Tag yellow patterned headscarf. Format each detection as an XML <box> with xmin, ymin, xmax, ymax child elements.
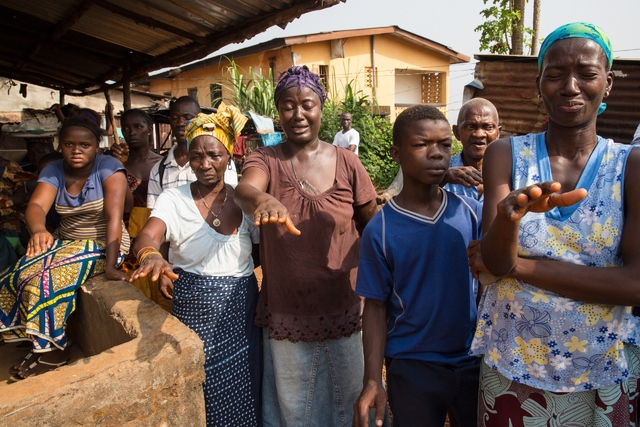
<box><xmin>184</xmin><ymin>101</ymin><xmax>248</xmax><ymax>154</ymax></box>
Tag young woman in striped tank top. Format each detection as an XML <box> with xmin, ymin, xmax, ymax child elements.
<box><xmin>1</xmin><ymin>116</ymin><xmax>130</xmax><ymax>381</ymax></box>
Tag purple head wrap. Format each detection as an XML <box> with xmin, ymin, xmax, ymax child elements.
<box><xmin>274</xmin><ymin>66</ymin><xmax>328</xmax><ymax>109</ymax></box>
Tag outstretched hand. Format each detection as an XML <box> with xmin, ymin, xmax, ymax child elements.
<box><xmin>129</xmin><ymin>253</ymin><xmax>179</xmax><ymax>283</ymax></box>
<box><xmin>499</xmin><ymin>181</ymin><xmax>587</xmax><ymax>222</ymax></box>
<box><xmin>253</xmin><ymin>202</ymin><xmax>301</xmax><ymax>236</ymax></box>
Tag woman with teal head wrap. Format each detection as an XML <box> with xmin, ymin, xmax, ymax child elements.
<box><xmin>538</xmin><ymin>22</ymin><xmax>613</xmax><ymax>115</ymax></box>
<box><xmin>470</xmin><ymin>23</ymin><xmax>640</xmax><ymax>426</ymax></box>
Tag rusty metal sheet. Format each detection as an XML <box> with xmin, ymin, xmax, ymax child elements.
<box><xmin>472</xmin><ymin>55</ymin><xmax>640</xmax><ymax>143</ymax></box>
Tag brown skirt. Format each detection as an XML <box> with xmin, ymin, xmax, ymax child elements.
<box><xmin>478</xmin><ymin>349</ymin><xmax>640</xmax><ymax>427</ymax></box>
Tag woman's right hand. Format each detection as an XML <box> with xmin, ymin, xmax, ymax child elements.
<box><xmin>498</xmin><ymin>181</ymin><xmax>587</xmax><ymax>222</ymax></box>
<box><xmin>129</xmin><ymin>253</ymin><xmax>179</xmax><ymax>283</ymax></box>
<box><xmin>111</xmin><ymin>141</ymin><xmax>129</xmax><ymax>163</ymax></box>
<box><xmin>26</xmin><ymin>231</ymin><xmax>53</xmax><ymax>257</ymax></box>
<box><xmin>253</xmin><ymin>199</ymin><xmax>301</xmax><ymax>235</ymax></box>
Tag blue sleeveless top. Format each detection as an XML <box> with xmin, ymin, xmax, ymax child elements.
<box><xmin>471</xmin><ymin>132</ymin><xmax>640</xmax><ymax>391</ymax></box>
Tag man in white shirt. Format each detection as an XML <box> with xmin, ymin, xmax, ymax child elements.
<box><xmin>332</xmin><ymin>112</ymin><xmax>360</xmax><ymax>155</ymax></box>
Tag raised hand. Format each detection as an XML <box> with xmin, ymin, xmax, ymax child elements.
<box><xmin>499</xmin><ymin>181</ymin><xmax>587</xmax><ymax>222</ymax></box>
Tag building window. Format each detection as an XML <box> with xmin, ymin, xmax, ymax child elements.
<box><xmin>318</xmin><ymin>65</ymin><xmax>329</xmax><ymax>92</ymax></box>
<box><xmin>421</xmin><ymin>72</ymin><xmax>444</xmax><ymax>105</ymax></box>
<box><xmin>365</xmin><ymin>67</ymin><xmax>378</xmax><ymax>88</ymax></box>
<box><xmin>188</xmin><ymin>87</ymin><xmax>198</xmax><ymax>101</ymax></box>
<box><xmin>210</xmin><ymin>83</ymin><xmax>222</xmax><ymax>108</ymax></box>
<box><xmin>269</xmin><ymin>57</ymin><xmax>276</xmax><ymax>83</ymax></box>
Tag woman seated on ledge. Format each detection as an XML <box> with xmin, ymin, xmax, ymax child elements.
<box><xmin>129</xmin><ymin>104</ymin><xmax>261</xmax><ymax>427</ymax></box>
<box><xmin>0</xmin><ymin>116</ymin><xmax>130</xmax><ymax>382</ymax></box>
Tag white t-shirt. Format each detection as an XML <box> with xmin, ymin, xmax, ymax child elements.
<box><xmin>332</xmin><ymin>128</ymin><xmax>360</xmax><ymax>155</ymax></box>
<box><xmin>150</xmin><ymin>184</ymin><xmax>259</xmax><ymax>277</ymax></box>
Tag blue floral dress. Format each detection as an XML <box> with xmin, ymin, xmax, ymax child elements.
<box><xmin>471</xmin><ymin>133</ymin><xmax>640</xmax><ymax>426</ymax></box>
<box><xmin>472</xmin><ymin>133</ymin><xmax>640</xmax><ymax>390</ymax></box>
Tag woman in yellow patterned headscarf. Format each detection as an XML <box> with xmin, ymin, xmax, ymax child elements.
<box><xmin>128</xmin><ymin>100</ymin><xmax>260</xmax><ymax>425</ymax></box>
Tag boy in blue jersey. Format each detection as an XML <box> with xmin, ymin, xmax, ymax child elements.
<box><xmin>353</xmin><ymin>105</ymin><xmax>486</xmax><ymax>427</ymax></box>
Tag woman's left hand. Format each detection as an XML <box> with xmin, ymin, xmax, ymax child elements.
<box><xmin>105</xmin><ymin>265</ymin><xmax>129</xmax><ymax>281</ymax></box>
<box><xmin>467</xmin><ymin>239</ymin><xmax>492</xmax><ymax>280</ymax></box>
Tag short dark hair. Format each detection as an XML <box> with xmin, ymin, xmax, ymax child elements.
<box><xmin>170</xmin><ymin>96</ymin><xmax>201</xmax><ymax>114</ymax></box>
<box><xmin>393</xmin><ymin>105</ymin><xmax>448</xmax><ymax>146</ymax></box>
<box><xmin>59</xmin><ymin>116</ymin><xmax>101</xmax><ymax>142</ymax></box>
<box><xmin>457</xmin><ymin>98</ymin><xmax>499</xmax><ymax>127</ymax></box>
<box><xmin>120</xmin><ymin>108</ymin><xmax>153</xmax><ymax>129</ymax></box>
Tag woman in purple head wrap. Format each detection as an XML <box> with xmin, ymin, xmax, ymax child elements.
<box><xmin>235</xmin><ymin>65</ymin><xmax>381</xmax><ymax>426</ymax></box>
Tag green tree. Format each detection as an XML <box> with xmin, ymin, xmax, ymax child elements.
<box><xmin>475</xmin><ymin>0</ymin><xmax>537</xmax><ymax>54</ymax></box>
<box><xmin>320</xmin><ymin>74</ymin><xmax>397</xmax><ymax>190</ymax></box>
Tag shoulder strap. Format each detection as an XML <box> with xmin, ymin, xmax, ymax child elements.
<box><xmin>158</xmin><ymin>153</ymin><xmax>169</xmax><ymax>189</ymax></box>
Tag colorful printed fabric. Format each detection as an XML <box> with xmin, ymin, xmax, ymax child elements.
<box><xmin>0</xmin><ymin>239</ymin><xmax>122</xmax><ymax>352</ymax></box>
<box><xmin>471</xmin><ymin>133</ymin><xmax>640</xmax><ymax>392</ymax></box>
<box><xmin>478</xmin><ymin>349</ymin><xmax>640</xmax><ymax>427</ymax></box>
<box><xmin>184</xmin><ymin>102</ymin><xmax>248</xmax><ymax>154</ymax></box>
<box><xmin>171</xmin><ymin>269</ymin><xmax>261</xmax><ymax>427</ymax></box>
<box><xmin>0</xmin><ymin>157</ymin><xmax>27</xmax><ymax>231</ymax></box>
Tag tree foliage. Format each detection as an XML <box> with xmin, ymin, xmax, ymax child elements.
<box><xmin>475</xmin><ymin>0</ymin><xmax>535</xmax><ymax>54</ymax></box>
<box><xmin>319</xmin><ymin>74</ymin><xmax>398</xmax><ymax>190</ymax></box>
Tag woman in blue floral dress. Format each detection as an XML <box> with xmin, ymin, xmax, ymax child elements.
<box><xmin>469</xmin><ymin>22</ymin><xmax>640</xmax><ymax>426</ymax></box>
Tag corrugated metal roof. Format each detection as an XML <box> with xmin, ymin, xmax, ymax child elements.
<box><xmin>471</xmin><ymin>55</ymin><xmax>640</xmax><ymax>143</ymax></box>
<box><xmin>0</xmin><ymin>0</ymin><xmax>344</xmax><ymax>95</ymax></box>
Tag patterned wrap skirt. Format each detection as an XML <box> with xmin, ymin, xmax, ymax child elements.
<box><xmin>478</xmin><ymin>343</ymin><xmax>640</xmax><ymax>427</ymax></box>
<box><xmin>172</xmin><ymin>269</ymin><xmax>261</xmax><ymax>427</ymax></box>
<box><xmin>0</xmin><ymin>239</ymin><xmax>120</xmax><ymax>352</ymax></box>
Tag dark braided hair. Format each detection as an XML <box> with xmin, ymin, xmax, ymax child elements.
<box><xmin>59</xmin><ymin>116</ymin><xmax>101</xmax><ymax>143</ymax></box>
<box><xmin>120</xmin><ymin>108</ymin><xmax>153</xmax><ymax>129</ymax></box>
<box><xmin>274</xmin><ymin>65</ymin><xmax>328</xmax><ymax>109</ymax></box>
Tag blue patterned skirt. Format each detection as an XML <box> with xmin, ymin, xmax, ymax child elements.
<box><xmin>172</xmin><ymin>269</ymin><xmax>261</xmax><ymax>427</ymax></box>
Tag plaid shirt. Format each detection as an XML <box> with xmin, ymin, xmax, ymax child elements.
<box><xmin>147</xmin><ymin>145</ymin><xmax>196</xmax><ymax>208</ymax></box>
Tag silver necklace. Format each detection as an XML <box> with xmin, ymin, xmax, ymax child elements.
<box><xmin>196</xmin><ymin>183</ymin><xmax>228</xmax><ymax>227</ymax></box>
<box><xmin>290</xmin><ymin>146</ymin><xmax>320</xmax><ymax>189</ymax></box>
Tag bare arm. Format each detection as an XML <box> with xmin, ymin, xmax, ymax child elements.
<box><xmin>102</xmin><ymin>170</ymin><xmax>130</xmax><ymax>281</ymax></box>
<box><xmin>482</xmin><ymin>140</ymin><xmax>640</xmax><ymax>305</ymax></box>
<box><xmin>353</xmin><ymin>298</ymin><xmax>387</xmax><ymax>427</ymax></box>
<box><xmin>506</xmin><ymin>149</ymin><xmax>640</xmax><ymax>305</ymax></box>
<box><xmin>235</xmin><ymin>167</ymin><xmax>300</xmax><ymax>235</ymax></box>
<box><xmin>353</xmin><ymin>199</ymin><xmax>377</xmax><ymax>232</ymax></box>
<box><xmin>129</xmin><ymin>217</ymin><xmax>178</xmax><ymax>290</ymax></box>
<box><xmin>24</xmin><ymin>182</ymin><xmax>57</xmax><ymax>257</ymax></box>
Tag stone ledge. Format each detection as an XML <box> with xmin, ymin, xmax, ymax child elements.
<box><xmin>0</xmin><ymin>275</ymin><xmax>206</xmax><ymax>426</ymax></box>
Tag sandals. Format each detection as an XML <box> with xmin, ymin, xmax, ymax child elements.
<box><xmin>9</xmin><ymin>351</ymin><xmax>36</xmax><ymax>375</ymax></box>
<box><xmin>8</xmin><ymin>355</ymin><xmax>69</xmax><ymax>383</ymax></box>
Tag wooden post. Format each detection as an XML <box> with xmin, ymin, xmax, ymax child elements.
<box><xmin>123</xmin><ymin>60</ymin><xmax>131</xmax><ymax>111</ymax></box>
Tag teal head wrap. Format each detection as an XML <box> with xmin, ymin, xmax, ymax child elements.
<box><xmin>538</xmin><ymin>22</ymin><xmax>613</xmax><ymax>115</ymax></box>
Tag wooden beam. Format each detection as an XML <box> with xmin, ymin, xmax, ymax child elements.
<box><xmin>133</xmin><ymin>0</ymin><xmax>342</xmax><ymax>78</ymax></box>
<box><xmin>15</xmin><ymin>0</ymin><xmax>96</xmax><ymax>71</ymax></box>
<box><xmin>92</xmin><ymin>0</ymin><xmax>208</xmax><ymax>45</ymax></box>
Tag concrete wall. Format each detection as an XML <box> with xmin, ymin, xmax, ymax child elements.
<box><xmin>0</xmin><ymin>275</ymin><xmax>206</xmax><ymax>426</ymax></box>
<box><xmin>148</xmin><ymin>32</ymin><xmax>455</xmax><ymax>120</ymax></box>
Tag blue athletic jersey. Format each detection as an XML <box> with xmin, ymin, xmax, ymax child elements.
<box><xmin>356</xmin><ymin>191</ymin><xmax>482</xmax><ymax>367</ymax></box>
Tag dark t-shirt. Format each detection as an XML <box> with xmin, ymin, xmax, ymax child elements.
<box><xmin>243</xmin><ymin>143</ymin><xmax>376</xmax><ymax>342</ymax></box>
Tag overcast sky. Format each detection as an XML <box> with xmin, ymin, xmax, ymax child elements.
<box><xmin>198</xmin><ymin>0</ymin><xmax>640</xmax><ymax>122</ymax></box>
